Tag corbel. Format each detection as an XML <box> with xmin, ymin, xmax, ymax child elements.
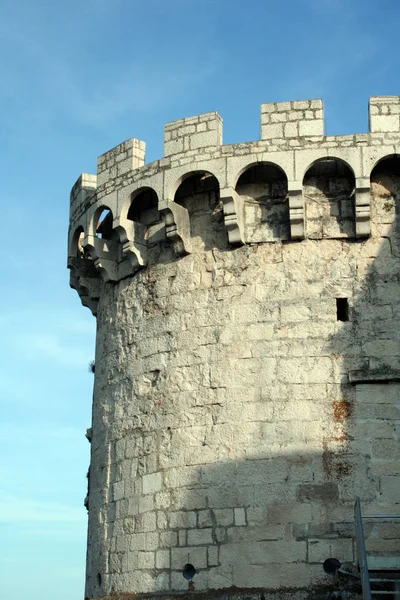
<box><xmin>83</xmin><ymin>234</ymin><xmax>118</xmax><ymax>283</ymax></box>
<box><xmin>113</xmin><ymin>217</ymin><xmax>148</xmax><ymax>270</ymax></box>
<box><xmin>288</xmin><ymin>181</ymin><xmax>305</xmax><ymax>240</ymax></box>
<box><xmin>159</xmin><ymin>200</ymin><xmax>192</xmax><ymax>256</ymax></box>
<box><xmin>355</xmin><ymin>177</ymin><xmax>371</xmax><ymax>238</ymax></box>
<box><xmin>220</xmin><ymin>187</ymin><xmax>245</xmax><ymax>246</ymax></box>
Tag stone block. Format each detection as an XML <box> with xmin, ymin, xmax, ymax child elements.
<box><xmin>234</xmin><ymin>508</ymin><xmax>246</xmax><ymax>526</ymax></box>
<box><xmin>169</xmin><ymin>511</ymin><xmax>197</xmax><ymax>529</ymax></box>
<box><xmin>299</xmin><ymin>119</ymin><xmax>324</xmax><ymax>136</ymax></box>
<box><xmin>137</xmin><ymin>551</ymin><xmax>154</xmax><ymax>569</ymax></box>
<box><xmin>380</xmin><ymin>476</ymin><xmax>400</xmax><ymax>503</ymax></box>
<box><xmin>214</xmin><ymin>509</ymin><xmax>234</xmax><ymax>526</ymax></box>
<box><xmin>142</xmin><ymin>472</ymin><xmax>162</xmax><ymax>494</ymax></box>
<box><xmin>208</xmin><ymin>546</ymin><xmax>220</xmax><ymax>567</ymax></box>
<box><xmin>284</xmin><ymin>122</ymin><xmax>298</xmax><ymax>137</ymax></box>
<box><xmin>261</xmin><ymin>123</ymin><xmax>284</xmax><ymax>140</ymax></box>
<box><xmin>198</xmin><ymin>510</ymin><xmax>212</xmax><ymax>528</ymax></box>
<box><xmin>297</xmin><ymin>483</ymin><xmax>339</xmax><ymax>503</ymax></box>
<box><xmin>113</xmin><ymin>481</ymin><xmax>124</xmax><ymax>501</ymax></box>
<box><xmin>156</xmin><ymin>549</ymin><xmax>170</xmax><ymax>568</ymax></box>
<box><xmin>138</xmin><ymin>494</ymin><xmax>154</xmax><ymax>513</ymax></box>
<box><xmin>249</xmin><ymin>540</ymin><xmax>307</xmax><ymax>564</ymax></box>
<box><xmin>187</xmin><ymin>528</ymin><xmax>213</xmax><ymax>546</ymax></box>
<box><xmin>308</xmin><ymin>538</ymin><xmax>353</xmax><ymax>563</ymax></box>
<box><xmin>171</xmin><ymin>546</ymin><xmax>207</xmax><ymax>570</ymax></box>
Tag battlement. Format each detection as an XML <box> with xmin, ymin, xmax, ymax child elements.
<box><xmin>68</xmin><ymin>96</ymin><xmax>400</xmax><ymax>314</ymax></box>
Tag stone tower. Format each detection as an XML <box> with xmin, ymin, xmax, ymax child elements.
<box><xmin>68</xmin><ymin>97</ymin><xmax>400</xmax><ymax>600</ymax></box>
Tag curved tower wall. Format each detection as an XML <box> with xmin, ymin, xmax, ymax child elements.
<box><xmin>68</xmin><ymin>97</ymin><xmax>400</xmax><ymax>599</ymax></box>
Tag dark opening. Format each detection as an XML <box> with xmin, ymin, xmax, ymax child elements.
<box><xmin>336</xmin><ymin>298</ymin><xmax>349</xmax><ymax>322</ymax></box>
<box><xmin>323</xmin><ymin>557</ymin><xmax>341</xmax><ymax>575</ymax></box>
<box><xmin>97</xmin><ymin>573</ymin><xmax>102</xmax><ymax>586</ymax></box>
<box><xmin>182</xmin><ymin>563</ymin><xmax>196</xmax><ymax>580</ymax></box>
<box><xmin>128</xmin><ymin>188</ymin><xmax>159</xmax><ymax>224</ymax></box>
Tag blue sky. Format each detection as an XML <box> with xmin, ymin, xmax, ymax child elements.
<box><xmin>1</xmin><ymin>0</ymin><xmax>399</xmax><ymax>598</ymax></box>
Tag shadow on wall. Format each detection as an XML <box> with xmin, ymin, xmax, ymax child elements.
<box><xmin>174</xmin><ymin>172</ymin><xmax>229</xmax><ymax>252</ymax></box>
<box><xmin>235</xmin><ymin>163</ymin><xmax>289</xmax><ymax>243</ymax></box>
<box><xmin>87</xmin><ymin>158</ymin><xmax>400</xmax><ymax>599</ymax></box>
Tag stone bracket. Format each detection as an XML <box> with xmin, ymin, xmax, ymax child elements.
<box><xmin>113</xmin><ymin>217</ymin><xmax>148</xmax><ymax>269</ymax></box>
<box><xmin>288</xmin><ymin>183</ymin><xmax>305</xmax><ymax>240</ymax></box>
<box><xmin>68</xmin><ymin>258</ymin><xmax>100</xmax><ymax>316</ymax></box>
<box><xmin>220</xmin><ymin>187</ymin><xmax>245</xmax><ymax>246</ymax></box>
<box><xmin>83</xmin><ymin>235</ymin><xmax>119</xmax><ymax>282</ymax></box>
<box><xmin>355</xmin><ymin>178</ymin><xmax>371</xmax><ymax>238</ymax></box>
<box><xmin>159</xmin><ymin>200</ymin><xmax>192</xmax><ymax>256</ymax></box>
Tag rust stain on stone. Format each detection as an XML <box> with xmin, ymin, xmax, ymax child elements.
<box><xmin>332</xmin><ymin>399</ymin><xmax>353</xmax><ymax>424</ymax></box>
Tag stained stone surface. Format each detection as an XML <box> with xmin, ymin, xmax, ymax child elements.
<box><xmin>68</xmin><ymin>97</ymin><xmax>400</xmax><ymax>600</ymax></box>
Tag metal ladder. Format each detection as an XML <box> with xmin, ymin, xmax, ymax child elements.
<box><xmin>354</xmin><ymin>497</ymin><xmax>400</xmax><ymax>600</ymax></box>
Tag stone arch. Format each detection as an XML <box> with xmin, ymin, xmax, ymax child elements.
<box><xmin>235</xmin><ymin>162</ymin><xmax>289</xmax><ymax>242</ymax></box>
<box><xmin>173</xmin><ymin>171</ymin><xmax>228</xmax><ymax>251</ymax></box>
<box><xmin>69</xmin><ymin>225</ymin><xmax>85</xmax><ymax>259</ymax></box>
<box><xmin>370</xmin><ymin>155</ymin><xmax>400</xmax><ymax>237</ymax></box>
<box><xmin>128</xmin><ymin>187</ymin><xmax>158</xmax><ymax>222</ymax></box>
<box><xmin>127</xmin><ymin>187</ymin><xmax>167</xmax><ymax>261</ymax></box>
<box><xmin>303</xmin><ymin>157</ymin><xmax>356</xmax><ymax>239</ymax></box>
<box><xmin>91</xmin><ymin>206</ymin><xmax>114</xmax><ymax>240</ymax></box>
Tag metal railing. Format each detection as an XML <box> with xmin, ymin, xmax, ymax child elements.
<box><xmin>355</xmin><ymin>496</ymin><xmax>372</xmax><ymax>600</ymax></box>
<box><xmin>355</xmin><ymin>497</ymin><xmax>400</xmax><ymax>598</ymax></box>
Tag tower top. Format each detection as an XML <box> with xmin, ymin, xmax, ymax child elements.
<box><xmin>68</xmin><ymin>96</ymin><xmax>400</xmax><ymax>314</ymax></box>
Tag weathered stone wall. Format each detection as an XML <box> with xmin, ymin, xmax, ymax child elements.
<box><xmin>68</xmin><ymin>97</ymin><xmax>400</xmax><ymax>600</ymax></box>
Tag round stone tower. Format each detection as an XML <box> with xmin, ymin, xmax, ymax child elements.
<box><xmin>68</xmin><ymin>97</ymin><xmax>400</xmax><ymax>600</ymax></box>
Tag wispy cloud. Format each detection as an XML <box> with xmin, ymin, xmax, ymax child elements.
<box><xmin>0</xmin><ymin>491</ymin><xmax>86</xmax><ymax>524</ymax></box>
<box><xmin>0</xmin><ymin>3</ymin><xmax>222</xmax><ymax>127</ymax></box>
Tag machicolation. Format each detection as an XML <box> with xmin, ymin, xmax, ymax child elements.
<box><xmin>68</xmin><ymin>97</ymin><xmax>400</xmax><ymax>600</ymax></box>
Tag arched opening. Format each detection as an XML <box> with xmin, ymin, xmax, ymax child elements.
<box><xmin>128</xmin><ymin>188</ymin><xmax>159</xmax><ymax>225</ymax></box>
<box><xmin>94</xmin><ymin>207</ymin><xmax>113</xmax><ymax>240</ymax></box>
<box><xmin>370</xmin><ymin>156</ymin><xmax>400</xmax><ymax>236</ymax></box>
<box><xmin>70</xmin><ymin>225</ymin><xmax>85</xmax><ymax>259</ymax></box>
<box><xmin>303</xmin><ymin>158</ymin><xmax>355</xmax><ymax>238</ymax></box>
<box><xmin>174</xmin><ymin>171</ymin><xmax>228</xmax><ymax>250</ymax></box>
<box><xmin>235</xmin><ymin>163</ymin><xmax>289</xmax><ymax>242</ymax></box>
<box><xmin>127</xmin><ymin>188</ymin><xmax>166</xmax><ymax>262</ymax></box>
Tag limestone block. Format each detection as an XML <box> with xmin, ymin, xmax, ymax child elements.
<box><xmin>137</xmin><ymin>551</ymin><xmax>154</xmax><ymax>569</ymax></box>
<box><xmin>142</xmin><ymin>472</ymin><xmax>162</xmax><ymax>495</ymax></box>
<box><xmin>169</xmin><ymin>511</ymin><xmax>197</xmax><ymax>529</ymax></box>
<box><xmin>156</xmin><ymin>549</ymin><xmax>170</xmax><ymax>569</ymax></box>
<box><xmin>187</xmin><ymin>528</ymin><xmax>213</xmax><ymax>546</ymax></box>
<box><xmin>261</xmin><ymin>122</ymin><xmax>283</xmax><ymax>140</ymax></box>
<box><xmin>249</xmin><ymin>540</ymin><xmax>307</xmax><ymax>564</ymax></box>
<box><xmin>308</xmin><ymin>538</ymin><xmax>353</xmax><ymax>563</ymax></box>
<box><xmin>208</xmin><ymin>565</ymin><xmax>233</xmax><ymax>588</ymax></box>
<box><xmin>171</xmin><ymin>546</ymin><xmax>207</xmax><ymax>570</ymax></box>
<box><xmin>299</xmin><ymin>119</ymin><xmax>324</xmax><ymax>137</ymax></box>
<box><xmin>164</xmin><ymin>112</ymin><xmax>222</xmax><ymax>156</ymax></box>
<box><xmin>369</xmin><ymin>97</ymin><xmax>400</xmax><ymax>132</ymax></box>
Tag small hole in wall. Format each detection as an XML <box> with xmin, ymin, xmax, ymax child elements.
<box><xmin>336</xmin><ymin>298</ymin><xmax>349</xmax><ymax>322</ymax></box>
<box><xmin>323</xmin><ymin>557</ymin><xmax>341</xmax><ymax>575</ymax></box>
<box><xmin>182</xmin><ymin>563</ymin><xmax>196</xmax><ymax>580</ymax></box>
<box><xmin>97</xmin><ymin>573</ymin><xmax>102</xmax><ymax>587</ymax></box>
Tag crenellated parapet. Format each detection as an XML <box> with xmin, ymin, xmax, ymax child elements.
<box><xmin>68</xmin><ymin>96</ymin><xmax>400</xmax><ymax>314</ymax></box>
